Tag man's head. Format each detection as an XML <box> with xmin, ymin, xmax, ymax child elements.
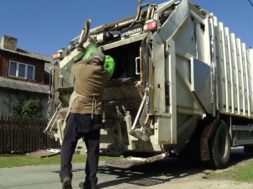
<box><xmin>91</xmin><ymin>51</ymin><xmax>105</xmax><ymax>65</ymax></box>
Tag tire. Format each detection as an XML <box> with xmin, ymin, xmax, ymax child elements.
<box><xmin>210</xmin><ymin>121</ymin><xmax>231</xmax><ymax>169</ymax></box>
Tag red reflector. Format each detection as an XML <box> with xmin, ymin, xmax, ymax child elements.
<box><xmin>144</xmin><ymin>20</ymin><xmax>157</xmax><ymax>31</ymax></box>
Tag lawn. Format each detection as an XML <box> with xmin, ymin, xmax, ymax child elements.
<box><xmin>0</xmin><ymin>154</ymin><xmax>117</xmax><ymax>168</ymax></box>
<box><xmin>209</xmin><ymin>158</ymin><xmax>253</xmax><ymax>182</ymax></box>
<box><xmin>232</xmin><ymin>160</ymin><xmax>253</xmax><ymax>182</ymax></box>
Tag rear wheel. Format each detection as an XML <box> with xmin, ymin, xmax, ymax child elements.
<box><xmin>210</xmin><ymin>121</ymin><xmax>231</xmax><ymax>169</ymax></box>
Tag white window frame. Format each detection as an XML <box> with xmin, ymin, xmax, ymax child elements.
<box><xmin>27</xmin><ymin>65</ymin><xmax>35</xmax><ymax>81</ymax></box>
<box><xmin>8</xmin><ymin>60</ymin><xmax>35</xmax><ymax>80</ymax></box>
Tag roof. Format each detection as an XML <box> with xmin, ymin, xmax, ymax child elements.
<box><xmin>0</xmin><ymin>76</ymin><xmax>49</xmax><ymax>94</ymax></box>
<box><xmin>0</xmin><ymin>47</ymin><xmax>52</xmax><ymax>63</ymax></box>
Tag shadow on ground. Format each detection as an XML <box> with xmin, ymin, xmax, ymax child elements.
<box><xmin>68</xmin><ymin>148</ymin><xmax>253</xmax><ymax>188</ymax></box>
<box><xmin>97</xmin><ymin>157</ymin><xmax>201</xmax><ymax>188</ymax></box>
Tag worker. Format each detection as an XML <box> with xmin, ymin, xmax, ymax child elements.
<box><xmin>60</xmin><ymin>51</ymin><xmax>109</xmax><ymax>189</ymax></box>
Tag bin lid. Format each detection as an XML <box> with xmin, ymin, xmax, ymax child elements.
<box><xmin>104</xmin><ymin>55</ymin><xmax>115</xmax><ymax>78</ymax></box>
<box><xmin>81</xmin><ymin>45</ymin><xmax>115</xmax><ymax>78</ymax></box>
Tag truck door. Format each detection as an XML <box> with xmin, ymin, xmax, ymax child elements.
<box><xmin>151</xmin><ymin>37</ymin><xmax>177</xmax><ymax>145</ymax></box>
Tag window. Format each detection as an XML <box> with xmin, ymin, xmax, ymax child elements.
<box><xmin>27</xmin><ymin>65</ymin><xmax>35</xmax><ymax>80</ymax></box>
<box><xmin>8</xmin><ymin>61</ymin><xmax>35</xmax><ymax>80</ymax></box>
<box><xmin>18</xmin><ymin>63</ymin><xmax>26</xmax><ymax>78</ymax></box>
<box><xmin>9</xmin><ymin>61</ymin><xmax>17</xmax><ymax>76</ymax></box>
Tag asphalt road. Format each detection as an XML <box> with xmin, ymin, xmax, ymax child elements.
<box><xmin>0</xmin><ymin>147</ymin><xmax>252</xmax><ymax>189</ymax></box>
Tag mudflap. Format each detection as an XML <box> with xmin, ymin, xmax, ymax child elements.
<box><xmin>105</xmin><ymin>153</ymin><xmax>168</xmax><ymax>169</ymax></box>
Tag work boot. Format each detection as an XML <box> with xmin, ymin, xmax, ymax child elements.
<box><xmin>62</xmin><ymin>177</ymin><xmax>72</xmax><ymax>189</ymax></box>
<box><xmin>79</xmin><ymin>182</ymin><xmax>98</xmax><ymax>189</ymax></box>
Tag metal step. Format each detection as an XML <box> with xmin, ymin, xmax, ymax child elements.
<box><xmin>105</xmin><ymin>153</ymin><xmax>168</xmax><ymax>169</ymax></box>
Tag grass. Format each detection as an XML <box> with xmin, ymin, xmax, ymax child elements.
<box><xmin>232</xmin><ymin>160</ymin><xmax>253</xmax><ymax>182</ymax></box>
<box><xmin>209</xmin><ymin>159</ymin><xmax>253</xmax><ymax>182</ymax></box>
<box><xmin>0</xmin><ymin>153</ymin><xmax>119</xmax><ymax>168</ymax></box>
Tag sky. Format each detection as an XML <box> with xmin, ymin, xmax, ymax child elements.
<box><xmin>0</xmin><ymin>0</ymin><xmax>252</xmax><ymax>57</ymax></box>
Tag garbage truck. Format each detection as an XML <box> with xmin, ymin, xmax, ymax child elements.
<box><xmin>44</xmin><ymin>0</ymin><xmax>253</xmax><ymax>169</ymax></box>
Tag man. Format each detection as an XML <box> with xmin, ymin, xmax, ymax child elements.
<box><xmin>60</xmin><ymin>51</ymin><xmax>109</xmax><ymax>189</ymax></box>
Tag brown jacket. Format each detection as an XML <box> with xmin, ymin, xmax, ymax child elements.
<box><xmin>69</xmin><ymin>60</ymin><xmax>108</xmax><ymax>115</ymax></box>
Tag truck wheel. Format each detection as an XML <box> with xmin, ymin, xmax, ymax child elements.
<box><xmin>210</xmin><ymin>121</ymin><xmax>231</xmax><ymax>169</ymax></box>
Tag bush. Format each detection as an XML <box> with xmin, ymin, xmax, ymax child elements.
<box><xmin>12</xmin><ymin>99</ymin><xmax>41</xmax><ymax>118</ymax></box>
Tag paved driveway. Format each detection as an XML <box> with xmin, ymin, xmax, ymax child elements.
<box><xmin>1</xmin><ymin>148</ymin><xmax>253</xmax><ymax>189</ymax></box>
<box><xmin>0</xmin><ymin>161</ymin><xmax>173</xmax><ymax>189</ymax></box>
<box><xmin>0</xmin><ymin>164</ymin><xmax>63</xmax><ymax>189</ymax></box>
<box><xmin>0</xmin><ymin>159</ymin><xmax>199</xmax><ymax>189</ymax></box>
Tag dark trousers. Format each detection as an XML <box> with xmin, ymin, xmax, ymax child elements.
<box><xmin>60</xmin><ymin>113</ymin><xmax>101</xmax><ymax>188</ymax></box>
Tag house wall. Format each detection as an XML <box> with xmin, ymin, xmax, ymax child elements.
<box><xmin>0</xmin><ymin>51</ymin><xmax>45</xmax><ymax>84</ymax></box>
<box><xmin>0</xmin><ymin>54</ymin><xmax>2</xmax><ymax>74</ymax></box>
<box><xmin>0</xmin><ymin>89</ymin><xmax>49</xmax><ymax>119</ymax></box>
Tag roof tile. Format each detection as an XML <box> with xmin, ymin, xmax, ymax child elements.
<box><xmin>0</xmin><ymin>76</ymin><xmax>49</xmax><ymax>94</ymax></box>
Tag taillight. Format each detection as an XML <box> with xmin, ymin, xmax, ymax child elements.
<box><xmin>144</xmin><ymin>20</ymin><xmax>157</xmax><ymax>32</ymax></box>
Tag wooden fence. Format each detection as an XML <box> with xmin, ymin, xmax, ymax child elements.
<box><xmin>0</xmin><ymin>116</ymin><xmax>59</xmax><ymax>154</ymax></box>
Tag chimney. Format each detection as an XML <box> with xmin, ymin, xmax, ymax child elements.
<box><xmin>0</xmin><ymin>35</ymin><xmax>17</xmax><ymax>51</ymax></box>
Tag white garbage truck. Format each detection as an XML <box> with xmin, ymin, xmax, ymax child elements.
<box><xmin>44</xmin><ymin>0</ymin><xmax>253</xmax><ymax>169</ymax></box>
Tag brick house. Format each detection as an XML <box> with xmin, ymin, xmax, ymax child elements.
<box><xmin>0</xmin><ymin>35</ymin><xmax>52</xmax><ymax>119</ymax></box>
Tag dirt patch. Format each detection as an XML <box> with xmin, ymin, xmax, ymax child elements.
<box><xmin>145</xmin><ymin>155</ymin><xmax>253</xmax><ymax>189</ymax></box>
<box><xmin>150</xmin><ymin>178</ymin><xmax>253</xmax><ymax>189</ymax></box>
<box><xmin>145</xmin><ymin>168</ymin><xmax>253</xmax><ymax>189</ymax></box>
<box><xmin>194</xmin><ymin>158</ymin><xmax>253</xmax><ymax>189</ymax></box>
